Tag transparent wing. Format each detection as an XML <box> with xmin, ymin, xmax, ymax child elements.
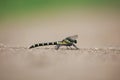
<box><xmin>65</xmin><ymin>35</ymin><xmax>78</xmax><ymax>40</ymax></box>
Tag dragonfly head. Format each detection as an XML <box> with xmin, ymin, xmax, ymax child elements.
<box><xmin>74</xmin><ymin>40</ymin><xmax>77</xmax><ymax>44</ymax></box>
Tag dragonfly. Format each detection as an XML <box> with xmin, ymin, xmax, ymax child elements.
<box><xmin>29</xmin><ymin>35</ymin><xmax>79</xmax><ymax>50</ymax></box>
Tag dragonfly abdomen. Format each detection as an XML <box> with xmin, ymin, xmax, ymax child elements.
<box><xmin>29</xmin><ymin>42</ymin><xmax>58</xmax><ymax>49</ymax></box>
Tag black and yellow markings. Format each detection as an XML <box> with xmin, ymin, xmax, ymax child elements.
<box><xmin>49</xmin><ymin>42</ymin><xmax>53</xmax><ymax>45</ymax></box>
<box><xmin>54</xmin><ymin>42</ymin><xmax>57</xmax><ymax>45</ymax></box>
<box><xmin>29</xmin><ymin>41</ymin><xmax>61</xmax><ymax>49</ymax></box>
<box><xmin>35</xmin><ymin>44</ymin><xmax>39</xmax><ymax>47</ymax></box>
<box><xmin>43</xmin><ymin>43</ymin><xmax>47</xmax><ymax>46</ymax></box>
<box><xmin>39</xmin><ymin>43</ymin><xmax>43</xmax><ymax>46</ymax></box>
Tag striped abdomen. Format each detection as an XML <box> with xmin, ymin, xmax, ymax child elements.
<box><xmin>29</xmin><ymin>42</ymin><xmax>58</xmax><ymax>49</ymax></box>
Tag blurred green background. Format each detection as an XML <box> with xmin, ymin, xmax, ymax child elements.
<box><xmin>0</xmin><ymin>0</ymin><xmax>120</xmax><ymax>21</ymax></box>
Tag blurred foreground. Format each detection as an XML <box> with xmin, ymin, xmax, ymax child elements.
<box><xmin>0</xmin><ymin>45</ymin><xmax>120</xmax><ymax>80</ymax></box>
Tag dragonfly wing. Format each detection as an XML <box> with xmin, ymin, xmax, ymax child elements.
<box><xmin>65</xmin><ymin>35</ymin><xmax>78</xmax><ymax>40</ymax></box>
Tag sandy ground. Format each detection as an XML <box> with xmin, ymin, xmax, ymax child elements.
<box><xmin>0</xmin><ymin>9</ymin><xmax>120</xmax><ymax>80</ymax></box>
<box><xmin>0</xmin><ymin>46</ymin><xmax>120</xmax><ymax>80</ymax></box>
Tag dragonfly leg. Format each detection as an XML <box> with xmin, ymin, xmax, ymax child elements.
<box><xmin>55</xmin><ymin>45</ymin><xmax>60</xmax><ymax>50</ymax></box>
<box><xmin>72</xmin><ymin>44</ymin><xmax>79</xmax><ymax>50</ymax></box>
<box><xmin>69</xmin><ymin>46</ymin><xmax>73</xmax><ymax>49</ymax></box>
<box><xmin>66</xmin><ymin>46</ymin><xmax>69</xmax><ymax>49</ymax></box>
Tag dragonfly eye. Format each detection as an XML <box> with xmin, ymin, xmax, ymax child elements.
<box><xmin>74</xmin><ymin>40</ymin><xmax>77</xmax><ymax>43</ymax></box>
